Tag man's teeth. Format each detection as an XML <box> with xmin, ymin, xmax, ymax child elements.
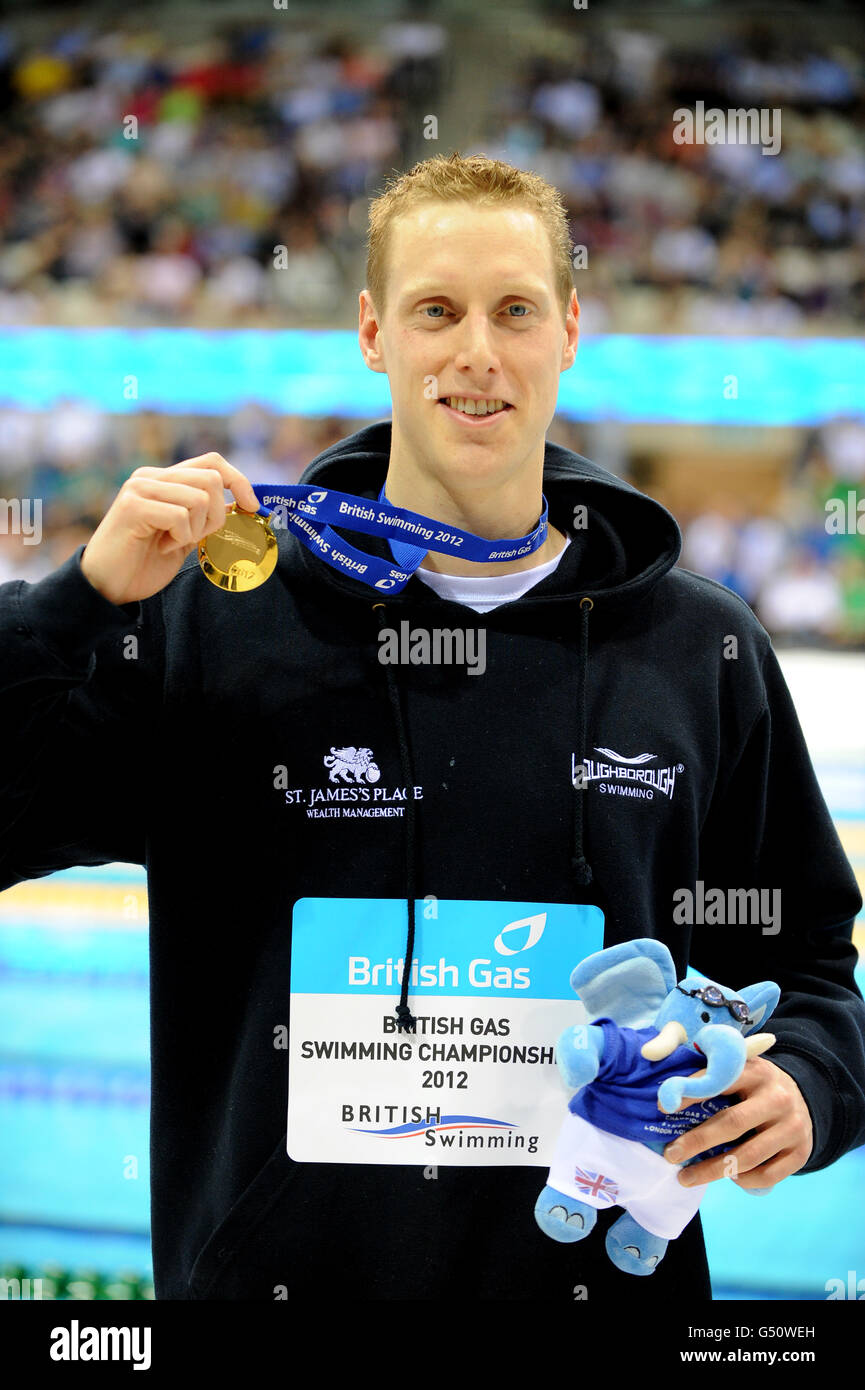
<box><xmin>443</xmin><ymin>398</ymin><xmax>507</xmax><ymax>416</ymax></box>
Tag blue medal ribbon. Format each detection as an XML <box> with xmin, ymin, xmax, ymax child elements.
<box><xmin>250</xmin><ymin>483</ymin><xmax>548</xmax><ymax>593</ymax></box>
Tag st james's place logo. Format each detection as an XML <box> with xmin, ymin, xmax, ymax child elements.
<box><xmin>572</xmin><ymin>746</ymin><xmax>685</xmax><ymax>801</ymax></box>
<box><xmin>277</xmin><ymin>745</ymin><xmax>424</xmax><ymax>819</ymax></box>
<box><xmin>323</xmin><ymin>746</ymin><xmax>381</xmax><ymax>783</ymax></box>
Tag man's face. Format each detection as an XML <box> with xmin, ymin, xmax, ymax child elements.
<box><xmin>359</xmin><ymin>200</ymin><xmax>579</xmax><ymax>493</ymax></box>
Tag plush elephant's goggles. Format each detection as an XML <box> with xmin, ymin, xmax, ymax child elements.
<box><xmin>676</xmin><ymin>983</ymin><xmax>754</xmax><ymax>1025</ymax></box>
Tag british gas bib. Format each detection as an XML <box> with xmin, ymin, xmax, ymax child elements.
<box><xmin>287</xmin><ymin>898</ymin><xmax>605</xmax><ymax>1166</ymax></box>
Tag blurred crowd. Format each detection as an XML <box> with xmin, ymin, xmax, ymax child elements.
<box><xmin>1</xmin><ymin>404</ymin><xmax>863</xmax><ymax>647</ymax></box>
<box><xmin>483</xmin><ymin>19</ymin><xmax>865</xmax><ymax>336</ymax></box>
<box><xmin>677</xmin><ymin>414</ymin><xmax>865</xmax><ymax>646</ymax></box>
<box><xmin>0</xmin><ymin>14</ymin><xmax>863</xmax><ymax>332</ymax></box>
<box><xmin>0</xmin><ymin>17</ymin><xmax>445</xmax><ymax>326</ymax></box>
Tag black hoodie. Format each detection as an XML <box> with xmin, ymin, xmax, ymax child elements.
<box><xmin>1</xmin><ymin>420</ymin><xmax>863</xmax><ymax>1302</ymax></box>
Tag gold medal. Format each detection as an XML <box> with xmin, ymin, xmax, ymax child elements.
<box><xmin>198</xmin><ymin>504</ymin><xmax>278</xmax><ymax>592</ymax></box>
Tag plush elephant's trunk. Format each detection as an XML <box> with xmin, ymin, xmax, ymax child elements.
<box><xmin>641</xmin><ymin>1020</ymin><xmax>688</xmax><ymax>1060</ymax></box>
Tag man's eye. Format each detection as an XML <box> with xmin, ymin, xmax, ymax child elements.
<box><xmin>420</xmin><ymin>304</ymin><xmax>531</xmax><ymax>319</ymax></box>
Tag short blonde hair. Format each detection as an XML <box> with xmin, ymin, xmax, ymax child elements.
<box><xmin>365</xmin><ymin>150</ymin><xmax>575</xmax><ymax>322</ymax></box>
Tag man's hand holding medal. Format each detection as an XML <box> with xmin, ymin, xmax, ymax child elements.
<box><xmin>80</xmin><ymin>452</ymin><xmax>264</xmax><ymax>605</ymax></box>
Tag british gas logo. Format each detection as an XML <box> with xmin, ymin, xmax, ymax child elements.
<box><xmin>289</xmin><ymin>898</ymin><xmax>605</xmax><ymax>1002</ymax></box>
<box><xmin>348</xmin><ymin>913</ymin><xmax>548</xmax><ymax>993</ymax></box>
<box><xmin>494</xmin><ymin>912</ymin><xmax>546</xmax><ymax>955</ymax></box>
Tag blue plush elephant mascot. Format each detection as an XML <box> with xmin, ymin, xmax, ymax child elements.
<box><xmin>535</xmin><ymin>938</ymin><xmax>780</xmax><ymax>1275</ymax></box>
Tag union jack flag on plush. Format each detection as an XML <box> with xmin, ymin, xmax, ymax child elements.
<box><xmin>573</xmin><ymin>1166</ymin><xmax>619</xmax><ymax>1203</ymax></box>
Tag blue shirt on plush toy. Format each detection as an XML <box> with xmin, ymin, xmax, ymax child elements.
<box><xmin>569</xmin><ymin>1017</ymin><xmax>734</xmax><ymax>1159</ymax></box>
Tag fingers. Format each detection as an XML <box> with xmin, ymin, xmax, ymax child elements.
<box><xmin>122</xmin><ymin>451</ymin><xmax>262</xmax><ymax>550</ymax></box>
<box><xmin>170</xmin><ymin>452</ymin><xmax>260</xmax><ymax>512</ymax></box>
<box><xmin>732</xmin><ymin>1148</ymin><xmax>804</xmax><ymax>1189</ymax></box>
<box><xmin>127</xmin><ymin>473</ymin><xmax>226</xmax><ymax>543</ymax></box>
<box><xmin>124</xmin><ymin>496</ymin><xmax>204</xmax><ymax>551</ymax></box>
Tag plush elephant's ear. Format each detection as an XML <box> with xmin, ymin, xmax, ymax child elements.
<box><xmin>570</xmin><ymin>938</ymin><xmax>678</xmax><ymax>1029</ymax></box>
<box><xmin>739</xmin><ymin>981</ymin><xmax>781</xmax><ymax>1032</ymax></box>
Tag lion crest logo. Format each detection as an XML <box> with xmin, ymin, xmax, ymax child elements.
<box><xmin>323</xmin><ymin>746</ymin><xmax>381</xmax><ymax>785</ymax></box>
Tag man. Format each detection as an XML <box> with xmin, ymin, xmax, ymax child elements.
<box><xmin>1</xmin><ymin>152</ymin><xmax>862</xmax><ymax>1301</ymax></box>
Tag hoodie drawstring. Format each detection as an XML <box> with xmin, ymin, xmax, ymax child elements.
<box><xmin>373</xmin><ymin>602</ymin><xmax>419</xmax><ymax>1032</ymax></box>
<box><xmin>372</xmin><ymin>595</ymin><xmax>595</xmax><ymax>1033</ymax></box>
<box><xmin>572</xmin><ymin>596</ymin><xmax>594</xmax><ymax>886</ymax></box>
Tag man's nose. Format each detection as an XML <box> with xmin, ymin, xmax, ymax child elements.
<box><xmin>452</xmin><ymin>312</ymin><xmax>501</xmax><ymax>371</ymax></box>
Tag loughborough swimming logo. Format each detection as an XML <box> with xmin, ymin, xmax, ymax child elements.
<box><xmin>572</xmin><ymin>746</ymin><xmax>684</xmax><ymax>801</ymax></box>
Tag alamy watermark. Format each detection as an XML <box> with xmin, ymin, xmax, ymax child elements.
<box><xmin>378</xmin><ymin>620</ymin><xmax>486</xmax><ymax>676</ymax></box>
<box><xmin>1</xmin><ymin>497</ymin><xmax>42</xmax><ymax>545</ymax></box>
<box><xmin>49</xmin><ymin>1322</ymin><xmax>151</xmax><ymax>1369</ymax></box>
<box><xmin>673</xmin><ymin>102</ymin><xmax>781</xmax><ymax>156</ymax></box>
<box><xmin>673</xmin><ymin>881</ymin><xmax>781</xmax><ymax>935</ymax></box>
<box><xmin>825</xmin><ymin>491</ymin><xmax>865</xmax><ymax>535</ymax></box>
<box><xmin>826</xmin><ymin>1271</ymin><xmax>865</xmax><ymax>1299</ymax></box>
<box><xmin>0</xmin><ymin>1275</ymin><xmax>42</xmax><ymax>1299</ymax></box>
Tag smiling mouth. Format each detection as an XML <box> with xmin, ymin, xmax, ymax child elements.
<box><xmin>437</xmin><ymin>397</ymin><xmax>514</xmax><ymax>421</ymax></box>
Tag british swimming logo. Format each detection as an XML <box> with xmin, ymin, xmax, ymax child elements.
<box><xmin>344</xmin><ymin>1110</ymin><xmax>540</xmax><ymax>1155</ymax></box>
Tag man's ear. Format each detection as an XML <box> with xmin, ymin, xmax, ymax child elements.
<box><xmin>561</xmin><ymin>289</ymin><xmax>579</xmax><ymax>372</ymax></box>
<box><xmin>359</xmin><ymin>289</ymin><xmax>387</xmax><ymax>375</ymax></box>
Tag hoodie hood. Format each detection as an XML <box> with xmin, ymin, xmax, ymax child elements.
<box><xmin>292</xmin><ymin>418</ymin><xmax>683</xmax><ymax>1031</ymax></box>
<box><xmin>296</xmin><ymin>419</ymin><xmax>682</xmax><ymax>613</ymax></box>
